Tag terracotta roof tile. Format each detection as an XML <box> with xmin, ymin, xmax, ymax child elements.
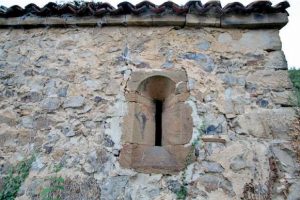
<box><xmin>0</xmin><ymin>1</ymin><xmax>290</xmax><ymax>18</ymax></box>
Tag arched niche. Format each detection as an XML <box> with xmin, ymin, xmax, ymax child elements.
<box><xmin>120</xmin><ymin>69</ymin><xmax>193</xmax><ymax>174</ymax></box>
<box><xmin>137</xmin><ymin>75</ymin><xmax>176</xmax><ymax>101</ymax></box>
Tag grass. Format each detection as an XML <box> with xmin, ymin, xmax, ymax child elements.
<box><xmin>0</xmin><ymin>155</ymin><xmax>35</xmax><ymax>200</ymax></box>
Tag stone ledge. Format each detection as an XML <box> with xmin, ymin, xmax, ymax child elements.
<box><xmin>119</xmin><ymin>143</ymin><xmax>193</xmax><ymax>174</ymax></box>
<box><xmin>186</xmin><ymin>14</ymin><xmax>220</xmax><ymax>27</ymax></box>
<box><xmin>0</xmin><ymin>13</ymin><xmax>288</xmax><ymax>29</ymax></box>
<box><xmin>221</xmin><ymin>13</ymin><xmax>288</xmax><ymax>29</ymax></box>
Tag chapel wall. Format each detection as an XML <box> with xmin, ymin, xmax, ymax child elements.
<box><xmin>0</xmin><ymin>26</ymin><xmax>297</xmax><ymax>199</ymax></box>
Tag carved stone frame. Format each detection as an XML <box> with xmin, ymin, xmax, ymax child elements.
<box><xmin>119</xmin><ymin>69</ymin><xmax>193</xmax><ymax>174</ymax></box>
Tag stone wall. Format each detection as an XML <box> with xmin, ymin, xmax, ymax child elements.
<box><xmin>0</xmin><ymin>27</ymin><xmax>299</xmax><ymax>199</ymax></box>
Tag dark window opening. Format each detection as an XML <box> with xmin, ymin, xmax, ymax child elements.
<box><xmin>154</xmin><ymin>100</ymin><xmax>163</xmax><ymax>146</ymax></box>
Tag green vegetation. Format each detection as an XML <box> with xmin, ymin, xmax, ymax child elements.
<box><xmin>176</xmin><ymin>186</ymin><xmax>188</xmax><ymax>200</ymax></box>
<box><xmin>0</xmin><ymin>155</ymin><xmax>35</xmax><ymax>200</ymax></box>
<box><xmin>289</xmin><ymin>68</ymin><xmax>300</xmax><ymax>163</ymax></box>
<box><xmin>176</xmin><ymin>123</ymin><xmax>205</xmax><ymax>200</ymax></box>
<box><xmin>40</xmin><ymin>164</ymin><xmax>64</xmax><ymax>200</ymax></box>
<box><xmin>53</xmin><ymin>164</ymin><xmax>63</xmax><ymax>173</ymax></box>
<box><xmin>289</xmin><ymin>68</ymin><xmax>300</xmax><ymax>108</ymax></box>
<box><xmin>40</xmin><ymin>176</ymin><xmax>64</xmax><ymax>200</ymax></box>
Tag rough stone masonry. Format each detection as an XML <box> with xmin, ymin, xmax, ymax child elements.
<box><xmin>0</xmin><ymin>1</ymin><xmax>299</xmax><ymax>200</ymax></box>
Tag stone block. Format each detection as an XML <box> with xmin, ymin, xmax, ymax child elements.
<box><xmin>122</xmin><ymin>102</ymin><xmax>155</xmax><ymax>145</ymax></box>
<box><xmin>102</xmin><ymin>16</ymin><xmax>126</xmax><ymax>26</ymax></box>
<box><xmin>0</xmin><ymin>108</ymin><xmax>18</xmax><ymax>126</ymax></box>
<box><xmin>0</xmin><ymin>17</ymin><xmax>45</xmax><ymax>27</ymax></box>
<box><xmin>203</xmin><ymin>113</ymin><xmax>228</xmax><ymax>135</ymax></box>
<box><xmin>219</xmin><ymin>74</ymin><xmax>246</xmax><ymax>87</ymax></box>
<box><xmin>201</xmin><ymin>161</ymin><xmax>224</xmax><ymax>173</ymax></box>
<box><xmin>21</xmin><ymin>116</ymin><xmax>34</xmax><ymax>129</ymax></box>
<box><xmin>63</xmin><ymin>96</ymin><xmax>85</xmax><ymax>108</ymax></box>
<box><xmin>133</xmin><ymin>145</ymin><xmax>179</xmax><ymax>173</ymax></box>
<box><xmin>216</xmin><ymin>87</ymin><xmax>250</xmax><ymax>116</ymax></box>
<box><xmin>125</xmin><ymin>92</ymin><xmax>154</xmax><ymax>105</ymax></box>
<box><xmin>239</xmin><ymin>30</ymin><xmax>282</xmax><ymax>51</ymax></box>
<box><xmin>215</xmin><ymin>30</ymin><xmax>282</xmax><ymax>52</ymax></box>
<box><xmin>186</xmin><ymin>14</ymin><xmax>220</xmax><ymax>27</ymax></box>
<box><xmin>182</xmin><ymin>52</ymin><xmax>215</xmax><ymax>72</ymax></box>
<box><xmin>221</xmin><ymin>13</ymin><xmax>288</xmax><ymax>29</ymax></box>
<box><xmin>126</xmin><ymin>15</ymin><xmax>152</xmax><ymax>26</ymax></box>
<box><xmin>233</xmin><ymin>108</ymin><xmax>296</xmax><ymax>139</ymax></box>
<box><xmin>230</xmin><ymin>154</ymin><xmax>250</xmax><ymax>172</ymax></box>
<box><xmin>40</xmin><ymin>97</ymin><xmax>61</xmax><ymax>112</ymax></box>
<box><xmin>33</xmin><ymin>116</ymin><xmax>52</xmax><ymax>130</ymax></box>
<box><xmin>44</xmin><ymin>17</ymin><xmax>66</xmax><ymax>26</ymax></box>
<box><xmin>63</xmin><ymin>17</ymin><xmax>98</xmax><ymax>26</ymax></box>
<box><xmin>164</xmin><ymin>93</ymin><xmax>190</xmax><ymax>108</ymax></box>
<box><xmin>105</xmin><ymin>79</ymin><xmax>120</xmax><ymax>95</ymax></box>
<box><xmin>0</xmin><ymin>126</ymin><xmax>17</xmax><ymax>146</ymax></box>
<box><xmin>265</xmin><ymin>50</ymin><xmax>288</xmax><ymax>70</ymax></box>
<box><xmin>119</xmin><ymin>143</ymin><xmax>137</xmax><ymax>168</ymax></box>
<box><xmin>271</xmin><ymin>91</ymin><xmax>295</xmax><ymax>106</ymax></box>
<box><xmin>162</xmin><ymin>103</ymin><xmax>193</xmax><ymax>145</ymax></box>
<box><xmin>270</xmin><ymin>143</ymin><xmax>297</xmax><ymax>174</ymax></box>
<box><xmin>164</xmin><ymin>145</ymin><xmax>194</xmax><ymax>168</ymax></box>
<box><xmin>198</xmin><ymin>174</ymin><xmax>235</xmax><ymax>196</ymax></box>
<box><xmin>152</xmin><ymin>15</ymin><xmax>185</xmax><ymax>26</ymax></box>
<box><xmin>127</xmin><ymin>69</ymin><xmax>188</xmax><ymax>92</ymax></box>
<box><xmin>120</xmin><ymin>144</ymin><xmax>192</xmax><ymax>174</ymax></box>
<box><xmin>246</xmin><ymin>70</ymin><xmax>292</xmax><ymax>91</ymax></box>
<box><xmin>100</xmin><ymin>176</ymin><xmax>128</xmax><ymax>200</ymax></box>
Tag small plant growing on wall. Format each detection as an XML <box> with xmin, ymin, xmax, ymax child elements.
<box><xmin>0</xmin><ymin>155</ymin><xmax>35</xmax><ymax>200</ymax></box>
<box><xmin>40</xmin><ymin>164</ymin><xmax>64</xmax><ymax>200</ymax></box>
<box><xmin>288</xmin><ymin>68</ymin><xmax>300</xmax><ymax>107</ymax></box>
<box><xmin>176</xmin><ymin>122</ymin><xmax>205</xmax><ymax>200</ymax></box>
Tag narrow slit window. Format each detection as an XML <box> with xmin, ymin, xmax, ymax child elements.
<box><xmin>120</xmin><ymin>72</ymin><xmax>193</xmax><ymax>173</ymax></box>
<box><xmin>154</xmin><ymin>99</ymin><xmax>163</xmax><ymax>146</ymax></box>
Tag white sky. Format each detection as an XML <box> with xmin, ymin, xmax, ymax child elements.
<box><xmin>0</xmin><ymin>0</ymin><xmax>299</xmax><ymax>68</ymax></box>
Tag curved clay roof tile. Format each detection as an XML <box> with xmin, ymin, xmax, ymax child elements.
<box><xmin>160</xmin><ymin>1</ymin><xmax>179</xmax><ymax>8</ymax></box>
<box><xmin>201</xmin><ymin>1</ymin><xmax>222</xmax><ymax>16</ymax></box>
<box><xmin>76</xmin><ymin>4</ymin><xmax>92</xmax><ymax>16</ymax></box>
<box><xmin>246</xmin><ymin>1</ymin><xmax>273</xmax><ymax>13</ymax></box>
<box><xmin>58</xmin><ymin>4</ymin><xmax>78</xmax><ymax>15</ymax></box>
<box><xmin>185</xmin><ymin>1</ymin><xmax>202</xmax><ymax>8</ymax></box>
<box><xmin>0</xmin><ymin>1</ymin><xmax>291</xmax><ymax>18</ymax></box>
<box><xmin>5</xmin><ymin>5</ymin><xmax>25</xmax><ymax>17</ymax></box>
<box><xmin>151</xmin><ymin>5</ymin><xmax>166</xmax><ymax>14</ymax></box>
<box><xmin>0</xmin><ymin>6</ymin><xmax>7</xmax><ymax>17</ymax></box>
<box><xmin>222</xmin><ymin>2</ymin><xmax>247</xmax><ymax>14</ymax></box>
<box><xmin>274</xmin><ymin>1</ymin><xmax>290</xmax><ymax>12</ymax></box>
<box><xmin>189</xmin><ymin>1</ymin><xmax>204</xmax><ymax>14</ymax></box>
<box><xmin>24</xmin><ymin>3</ymin><xmax>41</xmax><ymax>15</ymax></box>
<box><xmin>203</xmin><ymin>1</ymin><xmax>221</xmax><ymax>8</ymax></box>
<box><xmin>135</xmin><ymin>1</ymin><xmax>156</xmax><ymax>9</ymax></box>
<box><xmin>39</xmin><ymin>2</ymin><xmax>59</xmax><ymax>16</ymax></box>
